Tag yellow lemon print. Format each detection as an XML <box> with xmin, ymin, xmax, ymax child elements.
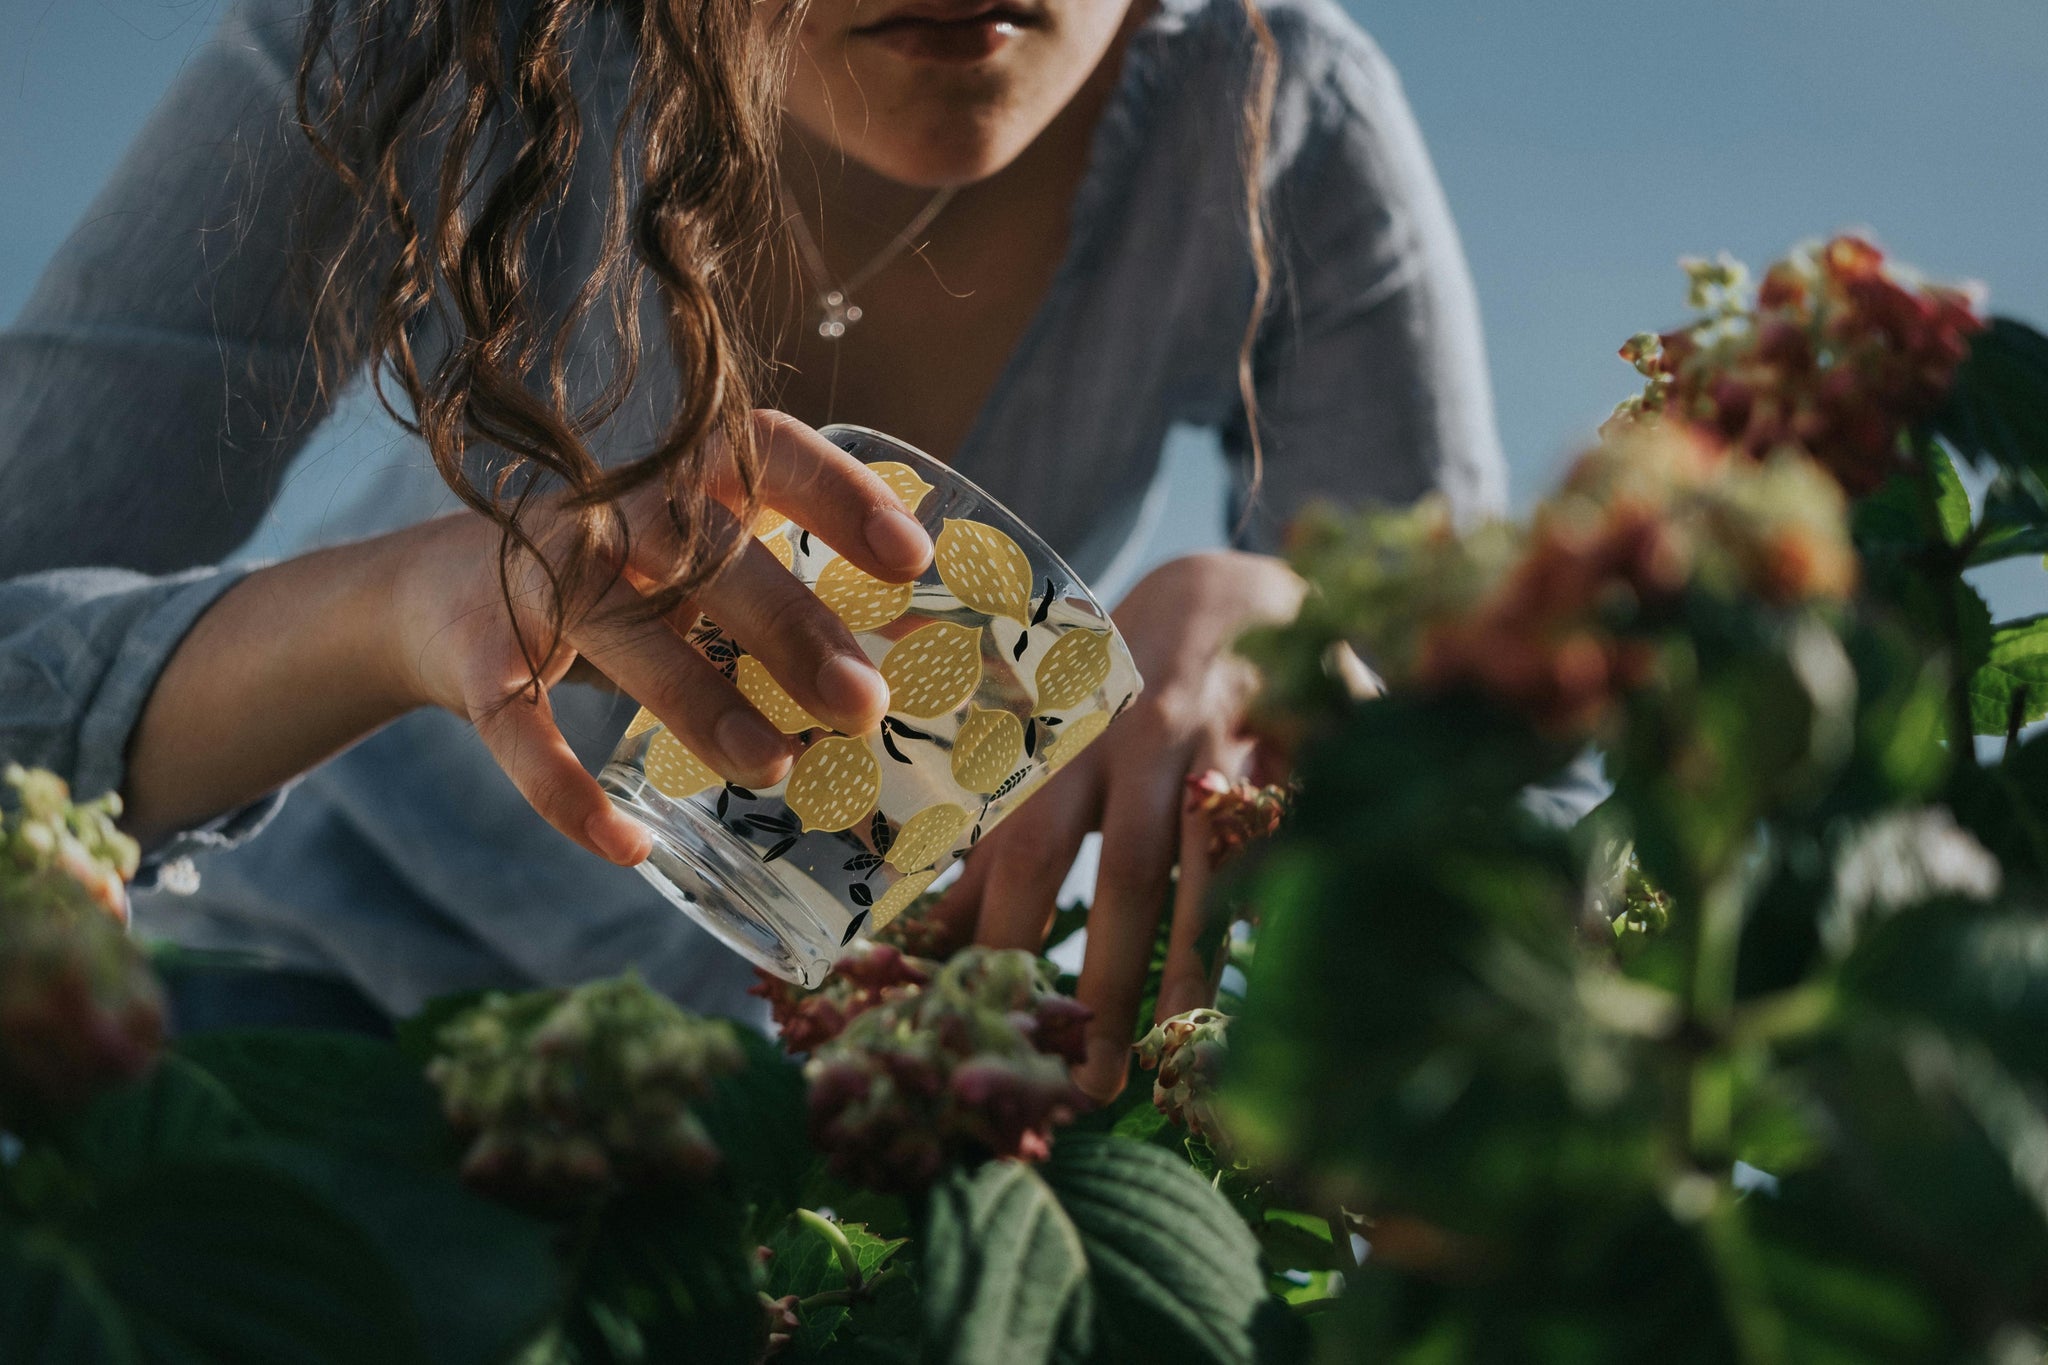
<box><xmin>644</xmin><ymin>729</ymin><xmax>720</xmax><ymax>801</ymax></box>
<box><xmin>880</xmin><ymin>621</ymin><xmax>984</xmax><ymax>719</ymax></box>
<box><xmin>753</xmin><ymin>507</ymin><xmax>790</xmax><ymax>538</ymax></box>
<box><xmin>935</xmin><ymin>519</ymin><xmax>1033</xmax><ymax>621</ymax></box>
<box><xmin>885</xmin><ymin>803</ymin><xmax>972</xmax><ymax>874</ymax></box>
<box><xmin>1042</xmin><ymin>709</ymin><xmax>1110</xmax><ymax>773</ymax></box>
<box><xmin>952</xmin><ymin>706</ymin><xmax>1026</xmax><ymax>795</ymax></box>
<box><xmin>736</xmin><ymin>656</ymin><xmax>820</xmax><ymax>735</ymax></box>
<box><xmin>815</xmin><ymin>556</ymin><xmax>915</xmax><ymax>633</ymax></box>
<box><xmin>762</xmin><ymin>532</ymin><xmax>795</xmax><ymax>570</ymax></box>
<box><xmin>1033</xmin><ymin>629</ymin><xmax>1113</xmax><ymax>713</ymax></box>
<box><xmin>786</xmin><ymin>735</ymin><xmax>882</xmax><ymax>833</ymax></box>
<box><xmin>866</xmin><ymin>460</ymin><xmax>936</xmax><ymax>514</ymax></box>
<box><xmin>624</xmin><ymin>707</ymin><xmax>662</xmax><ymax>742</ymax></box>
<box><xmin>869</xmin><ymin>868</ymin><xmax>939</xmax><ymax>931</ymax></box>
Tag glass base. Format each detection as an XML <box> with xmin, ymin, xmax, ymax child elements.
<box><xmin>600</xmin><ymin>764</ymin><xmax>843</xmax><ymax>988</ymax></box>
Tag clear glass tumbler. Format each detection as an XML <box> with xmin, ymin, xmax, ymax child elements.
<box><xmin>599</xmin><ymin>425</ymin><xmax>1142</xmax><ymax>987</ymax></box>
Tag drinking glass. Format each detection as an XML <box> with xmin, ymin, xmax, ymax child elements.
<box><xmin>600</xmin><ymin>425</ymin><xmax>1142</xmax><ymax>986</ymax></box>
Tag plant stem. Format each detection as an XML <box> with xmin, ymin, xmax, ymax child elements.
<box><xmin>796</xmin><ymin>1266</ymin><xmax>901</xmax><ymax>1314</ymax></box>
<box><xmin>1327</xmin><ymin>1210</ymin><xmax>1361</xmax><ymax>1270</ymax></box>
<box><xmin>794</xmin><ymin>1207</ymin><xmax>864</xmax><ymax>1290</ymax></box>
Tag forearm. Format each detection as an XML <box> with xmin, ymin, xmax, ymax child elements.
<box><xmin>122</xmin><ymin>533</ymin><xmax>418</xmax><ymax>846</ymax></box>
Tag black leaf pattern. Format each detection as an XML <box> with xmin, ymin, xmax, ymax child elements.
<box><xmin>881</xmin><ymin>728</ymin><xmax>913</xmax><ymax>765</ymax></box>
<box><xmin>745</xmin><ymin>812</ymin><xmax>801</xmax><ymax>835</ymax></box>
<box><xmin>849</xmin><ymin>882</ymin><xmax>874</xmax><ymax>908</ymax></box>
<box><xmin>871</xmin><ymin>809</ymin><xmax>896</xmax><ymax>855</ymax></box>
<box><xmin>886</xmin><ymin>717</ymin><xmax>938</xmax><ymax>743</ymax></box>
<box><xmin>1114</xmin><ymin>692</ymin><xmax>1135</xmax><ymax>718</ymax></box>
<box><xmin>991</xmin><ymin>767</ymin><xmax>1033</xmax><ymax>801</ymax></box>
<box><xmin>761</xmin><ymin>836</ymin><xmax>799</xmax><ymax>864</ymax></box>
<box><xmin>1022</xmin><ymin>719</ymin><xmax>1038</xmax><ymax>758</ymax></box>
<box><xmin>1013</xmin><ymin>630</ymin><xmax>1030</xmax><ymax>661</ymax></box>
<box><xmin>843</xmin><ymin>852</ymin><xmax>884</xmax><ymax>874</ymax></box>
<box><xmin>799</xmin><ymin>529</ymin><xmax>813</xmax><ymax>555</ymax></box>
<box><xmin>1040</xmin><ymin>714</ymin><xmax>1063</xmax><ymax>727</ymax></box>
<box><xmin>840</xmin><ymin>910</ymin><xmax>869</xmax><ymax>945</ymax></box>
<box><xmin>1030</xmin><ymin>579</ymin><xmax>1055</xmax><ymax>627</ymax></box>
<box><xmin>726</xmin><ymin>784</ymin><xmax>758</xmax><ymax>802</ymax></box>
<box><xmin>715</xmin><ymin>789</ymin><xmax>730</xmax><ymax>819</ymax></box>
<box><xmin>970</xmin><ymin>823</ymin><xmax>983</xmax><ymax>845</ymax></box>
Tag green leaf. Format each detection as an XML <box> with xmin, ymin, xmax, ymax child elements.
<box><xmin>395</xmin><ymin>989</ymin><xmax>493</xmax><ymax>1066</ymax></box>
<box><xmin>919</xmin><ymin>1161</ymin><xmax>1089</xmax><ymax>1365</ymax></box>
<box><xmin>1852</xmin><ymin>446</ymin><xmax>1969</xmax><ymax>551</ymax></box>
<box><xmin>0</xmin><ymin>1228</ymin><xmax>137</xmax><ymax>1365</ymax></box>
<box><xmin>562</xmin><ymin>1189</ymin><xmax>762</xmax><ymax>1365</ymax></box>
<box><xmin>77</xmin><ymin>1156</ymin><xmax>428</xmax><ymax>1365</ymax></box>
<box><xmin>695</xmin><ymin>1029</ymin><xmax>811</xmax><ymax>1231</ymax></box>
<box><xmin>1042</xmin><ymin>1136</ymin><xmax>1267</xmax><ymax>1365</ymax></box>
<box><xmin>1966</xmin><ymin>612</ymin><xmax>2048</xmax><ymax>735</ymax></box>
<box><xmin>1934</xmin><ymin>317</ymin><xmax>2048</xmax><ymax>487</ymax></box>
<box><xmin>65</xmin><ymin>1055</ymin><xmax>255</xmax><ymax>1187</ymax></box>
<box><xmin>765</xmin><ymin>1216</ymin><xmax>907</xmax><ymax>1358</ymax></box>
<box><xmin>252</xmin><ymin>1143</ymin><xmax>562</xmax><ymax>1365</ymax></box>
<box><xmin>174</xmin><ymin>1030</ymin><xmax>451</xmax><ymax>1167</ymax></box>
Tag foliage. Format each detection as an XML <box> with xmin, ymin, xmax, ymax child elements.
<box><xmin>5</xmin><ymin>233</ymin><xmax>2047</xmax><ymax>1364</ymax></box>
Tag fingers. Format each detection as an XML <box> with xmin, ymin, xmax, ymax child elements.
<box><xmin>695</xmin><ymin>532</ymin><xmax>892</xmax><ymax>735</ymax></box>
<box><xmin>465</xmin><ymin>663</ymin><xmax>652</xmax><ymax>867</ymax></box>
<box><xmin>1072</xmin><ymin>766</ymin><xmax>1186</xmax><ymax>1103</ymax></box>
<box><xmin>569</xmin><ymin>580</ymin><xmax>796</xmax><ymax>790</ymax></box>
<box><xmin>742</xmin><ymin>412</ymin><xmax>932</xmax><ymax>581</ymax></box>
<box><xmin>972</xmin><ymin>760</ymin><xmax>1102</xmax><ymax>951</ymax></box>
<box><xmin>1155</xmin><ymin>739</ymin><xmax>1256</xmax><ymax>1022</ymax></box>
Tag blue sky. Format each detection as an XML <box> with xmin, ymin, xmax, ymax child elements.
<box><xmin>3</xmin><ymin>0</ymin><xmax>2042</xmax><ymax>611</ymax></box>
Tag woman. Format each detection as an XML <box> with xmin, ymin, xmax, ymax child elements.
<box><xmin>0</xmin><ymin>0</ymin><xmax>1503</xmax><ymax>1097</ymax></box>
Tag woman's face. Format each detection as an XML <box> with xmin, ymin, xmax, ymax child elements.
<box><xmin>779</xmin><ymin>0</ymin><xmax>1137</xmax><ymax>186</ymax></box>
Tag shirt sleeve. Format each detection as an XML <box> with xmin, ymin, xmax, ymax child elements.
<box><xmin>1225</xmin><ymin>25</ymin><xmax>1508</xmax><ymax>548</ymax></box>
<box><xmin>0</xmin><ymin>0</ymin><xmax>359</xmax><ymax>846</ymax></box>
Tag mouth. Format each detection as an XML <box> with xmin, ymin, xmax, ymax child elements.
<box><xmin>849</xmin><ymin>1</ymin><xmax>1045</xmax><ymax>63</ymax></box>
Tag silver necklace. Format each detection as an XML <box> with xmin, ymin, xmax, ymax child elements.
<box><xmin>782</xmin><ymin>184</ymin><xmax>958</xmax><ymax>339</ymax></box>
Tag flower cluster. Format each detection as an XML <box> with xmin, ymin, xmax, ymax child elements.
<box><xmin>2</xmin><ymin>764</ymin><xmax>140</xmax><ymax>926</ymax></box>
<box><xmin>804</xmin><ymin>948</ymin><xmax>1091</xmax><ymax>1193</ymax></box>
<box><xmin>753</xmin><ymin>940</ymin><xmax>933</xmax><ymax>1056</ymax></box>
<box><xmin>427</xmin><ymin>975</ymin><xmax>745</xmax><ymax>1209</ymax></box>
<box><xmin>1134</xmin><ymin>1009</ymin><xmax>1231</xmax><ymax>1149</ymax></box>
<box><xmin>0</xmin><ymin>767</ymin><xmax>161</xmax><ymax>1129</ymax></box>
<box><xmin>1270</xmin><ymin>421</ymin><xmax>1858</xmax><ymax>739</ymax></box>
<box><xmin>1184</xmin><ymin>770</ymin><xmax>1294</xmax><ymax>867</ymax></box>
<box><xmin>1610</xmin><ymin>236</ymin><xmax>1984</xmax><ymax>494</ymax></box>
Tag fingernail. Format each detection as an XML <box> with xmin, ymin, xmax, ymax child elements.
<box><xmin>717</xmin><ymin>708</ymin><xmax>790</xmax><ymax>774</ymax></box>
<box><xmin>865</xmin><ymin>507</ymin><xmax>931</xmax><ymax>577</ymax></box>
<box><xmin>1079</xmin><ymin>1033</ymin><xmax>1129</xmax><ymax>1103</ymax></box>
<box><xmin>816</xmin><ymin>653</ymin><xmax>889</xmax><ymax>724</ymax></box>
<box><xmin>587</xmin><ymin>811</ymin><xmax>651</xmax><ymax>866</ymax></box>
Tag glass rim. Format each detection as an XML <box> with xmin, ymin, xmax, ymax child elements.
<box><xmin>817</xmin><ymin>423</ymin><xmax>1125</xmax><ymax>636</ymax></box>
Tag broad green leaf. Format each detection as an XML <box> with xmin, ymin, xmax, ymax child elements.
<box><xmin>174</xmin><ymin>1030</ymin><xmax>451</xmax><ymax>1167</ymax></box>
<box><xmin>66</xmin><ymin>1055</ymin><xmax>255</xmax><ymax>1187</ymax></box>
<box><xmin>1967</xmin><ymin>613</ymin><xmax>2048</xmax><ymax>735</ymax></box>
<box><xmin>919</xmin><ymin>1161</ymin><xmax>1089</xmax><ymax>1365</ymax></box>
<box><xmin>77</xmin><ymin>1156</ymin><xmax>426</xmax><ymax>1365</ymax></box>
<box><xmin>1934</xmin><ymin>317</ymin><xmax>2048</xmax><ymax>487</ymax></box>
<box><xmin>1851</xmin><ymin>447</ymin><xmax>1970</xmax><ymax>551</ymax></box>
<box><xmin>695</xmin><ymin>1029</ymin><xmax>811</xmax><ymax>1229</ymax></box>
<box><xmin>253</xmin><ymin>1143</ymin><xmax>562</xmax><ymax>1365</ymax></box>
<box><xmin>1042</xmin><ymin>1136</ymin><xmax>1266</xmax><ymax>1365</ymax></box>
<box><xmin>0</xmin><ymin>1229</ymin><xmax>136</xmax><ymax>1365</ymax></box>
<box><xmin>562</xmin><ymin>1189</ymin><xmax>761</xmax><ymax>1365</ymax></box>
<box><xmin>765</xmin><ymin>1216</ymin><xmax>907</xmax><ymax>1358</ymax></box>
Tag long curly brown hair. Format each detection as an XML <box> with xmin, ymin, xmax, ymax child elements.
<box><xmin>294</xmin><ymin>0</ymin><xmax>795</xmax><ymax>687</ymax></box>
<box><xmin>293</xmin><ymin>0</ymin><xmax>1276</xmax><ymax>688</ymax></box>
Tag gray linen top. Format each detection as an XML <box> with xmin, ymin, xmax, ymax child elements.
<box><xmin>0</xmin><ymin>0</ymin><xmax>1508</xmax><ymax>1018</ymax></box>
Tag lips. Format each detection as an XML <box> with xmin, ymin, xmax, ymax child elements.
<box><xmin>849</xmin><ymin>0</ymin><xmax>1043</xmax><ymax>63</ymax></box>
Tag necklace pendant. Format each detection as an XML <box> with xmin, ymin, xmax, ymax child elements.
<box><xmin>817</xmin><ymin>289</ymin><xmax>863</xmax><ymax>340</ymax></box>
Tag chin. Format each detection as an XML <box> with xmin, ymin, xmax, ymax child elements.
<box><xmin>854</xmin><ymin>129</ymin><xmax>1034</xmax><ymax>188</ymax></box>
